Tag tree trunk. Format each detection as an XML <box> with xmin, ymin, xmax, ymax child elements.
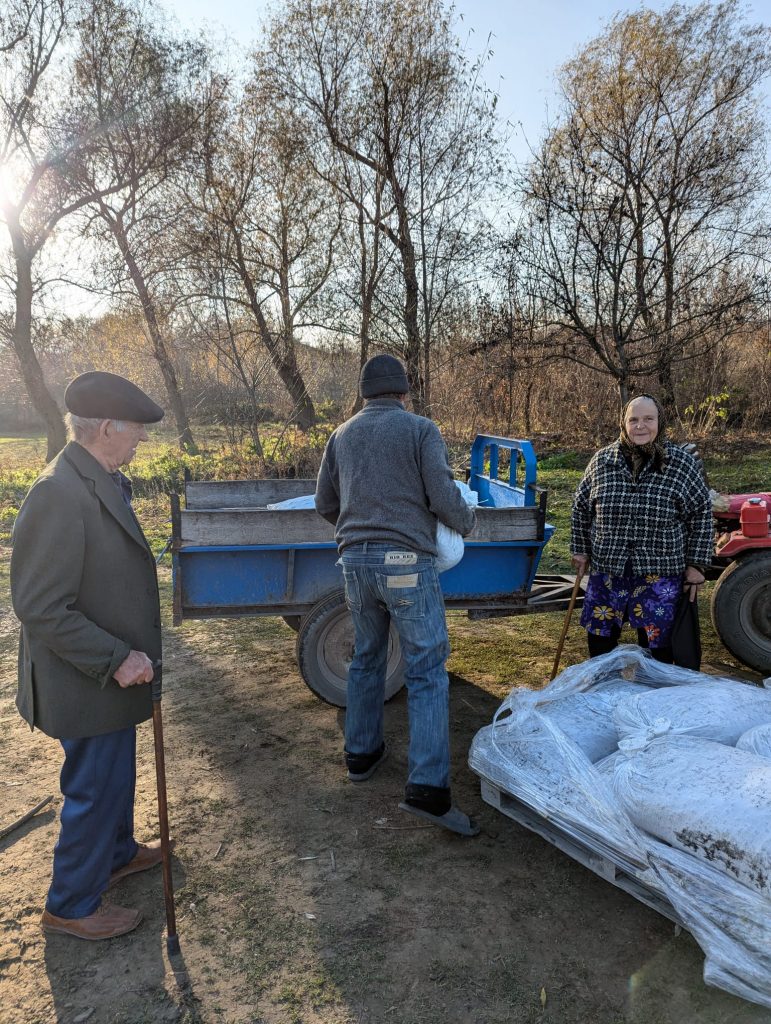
<box><xmin>278</xmin><ymin>333</ymin><xmax>317</xmax><ymax>431</ymax></box>
<box><xmin>108</xmin><ymin>215</ymin><xmax>197</xmax><ymax>452</ymax></box>
<box><xmin>349</xmin><ymin>208</ymin><xmax>374</xmax><ymax>418</ymax></box>
<box><xmin>659</xmin><ymin>221</ymin><xmax>678</xmax><ymax>419</ymax></box>
<box><xmin>657</xmin><ymin>356</ymin><xmax>677</xmax><ymax>418</ymax></box>
<box><xmin>10</xmin><ymin>230</ymin><xmax>66</xmax><ymax>461</ymax></box>
<box><xmin>380</xmin><ymin>92</ymin><xmax>424</xmax><ymax>414</ymax></box>
<box><xmin>393</xmin><ymin>202</ymin><xmax>424</xmax><ymax>414</ymax></box>
<box><xmin>230</xmin><ymin>230</ymin><xmax>316</xmax><ymax>431</ymax></box>
<box><xmin>523</xmin><ymin>378</ymin><xmax>534</xmax><ymax>436</ymax></box>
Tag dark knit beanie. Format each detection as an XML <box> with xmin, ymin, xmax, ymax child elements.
<box><xmin>359</xmin><ymin>354</ymin><xmax>409</xmax><ymax>399</ymax></box>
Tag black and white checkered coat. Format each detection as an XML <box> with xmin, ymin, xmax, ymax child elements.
<box><xmin>571</xmin><ymin>441</ymin><xmax>713</xmax><ymax>576</ymax></box>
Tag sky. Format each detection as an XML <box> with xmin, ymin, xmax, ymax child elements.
<box><xmin>4</xmin><ymin>0</ymin><xmax>770</xmax><ymax>322</ymax></box>
<box><xmin>160</xmin><ymin>0</ymin><xmax>771</xmax><ymax>166</ymax></box>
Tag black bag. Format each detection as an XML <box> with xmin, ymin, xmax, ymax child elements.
<box><xmin>671</xmin><ymin>591</ymin><xmax>702</xmax><ymax>670</ymax></box>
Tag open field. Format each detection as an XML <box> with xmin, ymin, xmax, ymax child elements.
<box><xmin>0</xmin><ymin>431</ymin><xmax>768</xmax><ymax>1023</ymax></box>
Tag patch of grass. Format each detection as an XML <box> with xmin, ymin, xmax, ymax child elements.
<box><xmin>538</xmin><ymin>451</ymin><xmax>584</xmax><ymax>471</ymax></box>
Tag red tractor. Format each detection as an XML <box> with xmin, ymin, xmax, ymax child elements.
<box><xmin>710</xmin><ymin>492</ymin><xmax>771</xmax><ymax>674</ymax></box>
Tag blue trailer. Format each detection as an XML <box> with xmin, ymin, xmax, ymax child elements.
<box><xmin>171</xmin><ymin>435</ymin><xmax>575</xmax><ymax>706</ymax></box>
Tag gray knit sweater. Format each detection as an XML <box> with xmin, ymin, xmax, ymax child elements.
<box><xmin>314</xmin><ymin>399</ymin><xmax>476</xmax><ymax>554</ymax></box>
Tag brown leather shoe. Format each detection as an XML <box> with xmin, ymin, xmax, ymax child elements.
<box><xmin>41</xmin><ymin>904</ymin><xmax>142</xmax><ymax>940</ymax></box>
<box><xmin>109</xmin><ymin>839</ymin><xmax>168</xmax><ymax>887</ymax></box>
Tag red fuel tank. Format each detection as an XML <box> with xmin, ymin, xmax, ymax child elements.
<box><xmin>740</xmin><ymin>498</ymin><xmax>769</xmax><ymax>538</ymax></box>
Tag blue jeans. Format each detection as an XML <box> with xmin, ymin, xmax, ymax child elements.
<box><xmin>341</xmin><ymin>543</ymin><xmax>451</xmax><ymax>793</ymax></box>
<box><xmin>46</xmin><ymin>726</ymin><xmax>138</xmax><ymax>918</ymax></box>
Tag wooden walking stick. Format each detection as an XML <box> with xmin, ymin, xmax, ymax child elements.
<box><xmin>550</xmin><ymin>573</ymin><xmax>584</xmax><ymax>681</ymax></box>
<box><xmin>151</xmin><ymin>660</ymin><xmax>179</xmax><ymax>955</ymax></box>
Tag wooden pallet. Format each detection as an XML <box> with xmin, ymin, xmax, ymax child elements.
<box><xmin>479</xmin><ymin>777</ymin><xmax>686</xmax><ymax>928</ymax></box>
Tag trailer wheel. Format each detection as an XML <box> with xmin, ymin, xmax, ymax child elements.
<box><xmin>296</xmin><ymin>590</ymin><xmax>406</xmax><ymax>707</ymax></box>
<box><xmin>711</xmin><ymin>553</ymin><xmax>771</xmax><ymax>674</ymax></box>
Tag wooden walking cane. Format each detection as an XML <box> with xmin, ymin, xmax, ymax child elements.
<box><xmin>550</xmin><ymin>573</ymin><xmax>584</xmax><ymax>681</ymax></box>
<box><xmin>151</xmin><ymin>660</ymin><xmax>179</xmax><ymax>955</ymax></box>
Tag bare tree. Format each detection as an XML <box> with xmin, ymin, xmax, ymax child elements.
<box><xmin>184</xmin><ymin>229</ymin><xmax>274</xmax><ymax>458</ymax></box>
<box><xmin>518</xmin><ymin>1</ymin><xmax>771</xmax><ymax>411</ymax></box>
<box><xmin>268</xmin><ymin>0</ymin><xmax>499</xmax><ymax>415</ymax></box>
<box><xmin>186</xmin><ymin>67</ymin><xmax>340</xmax><ymax>431</ymax></box>
<box><xmin>66</xmin><ymin>0</ymin><xmax>208</xmax><ymax>450</ymax></box>
<box><xmin>1</xmin><ymin>0</ymin><xmax>84</xmax><ymax>457</ymax></box>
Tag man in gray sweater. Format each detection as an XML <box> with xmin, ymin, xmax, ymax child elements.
<box><xmin>315</xmin><ymin>354</ymin><xmax>479</xmax><ymax>835</ymax></box>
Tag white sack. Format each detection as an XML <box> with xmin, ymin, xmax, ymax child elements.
<box><xmin>470</xmin><ymin>648</ymin><xmax>771</xmax><ymax>1008</ymax></box>
<box><xmin>737</xmin><ymin>723</ymin><xmax>771</xmax><ymax>760</ymax></box>
<box><xmin>435</xmin><ymin>481</ymin><xmax>478</xmax><ymax>573</ymax></box>
<box><xmin>538</xmin><ymin>679</ymin><xmax>652</xmax><ymax>762</ymax></box>
<box><xmin>611</xmin><ymin>735</ymin><xmax>771</xmax><ymax>896</ymax></box>
<box><xmin>613</xmin><ymin>679</ymin><xmax>771</xmax><ymax>746</ymax></box>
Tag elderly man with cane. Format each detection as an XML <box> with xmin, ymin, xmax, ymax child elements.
<box><xmin>11</xmin><ymin>372</ymin><xmax>166</xmax><ymax>940</ymax></box>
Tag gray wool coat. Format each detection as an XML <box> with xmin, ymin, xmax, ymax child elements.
<box><xmin>11</xmin><ymin>442</ymin><xmax>161</xmax><ymax>739</ymax></box>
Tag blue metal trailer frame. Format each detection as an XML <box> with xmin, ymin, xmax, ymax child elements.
<box><xmin>172</xmin><ymin>436</ymin><xmax>553</xmax><ymax>618</ymax></box>
<box><xmin>170</xmin><ymin>436</ymin><xmax>575</xmax><ymax>704</ymax></box>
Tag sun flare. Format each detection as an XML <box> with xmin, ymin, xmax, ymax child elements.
<box><xmin>0</xmin><ymin>161</ymin><xmax>22</xmax><ymax>208</ymax></box>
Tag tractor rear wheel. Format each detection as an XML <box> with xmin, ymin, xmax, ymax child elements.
<box><xmin>711</xmin><ymin>552</ymin><xmax>771</xmax><ymax>674</ymax></box>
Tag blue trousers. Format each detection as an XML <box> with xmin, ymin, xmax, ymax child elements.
<box><xmin>341</xmin><ymin>544</ymin><xmax>451</xmax><ymax>791</ymax></box>
<box><xmin>46</xmin><ymin>725</ymin><xmax>139</xmax><ymax>919</ymax></box>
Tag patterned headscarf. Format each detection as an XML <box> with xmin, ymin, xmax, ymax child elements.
<box><xmin>619</xmin><ymin>394</ymin><xmax>668</xmax><ymax>477</ymax></box>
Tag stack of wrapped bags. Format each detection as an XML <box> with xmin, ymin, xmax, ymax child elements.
<box><xmin>468</xmin><ymin>647</ymin><xmax>771</xmax><ymax>1008</ymax></box>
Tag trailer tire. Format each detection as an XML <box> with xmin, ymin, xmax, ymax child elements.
<box><xmin>711</xmin><ymin>553</ymin><xmax>771</xmax><ymax>674</ymax></box>
<box><xmin>296</xmin><ymin>591</ymin><xmax>406</xmax><ymax>707</ymax></box>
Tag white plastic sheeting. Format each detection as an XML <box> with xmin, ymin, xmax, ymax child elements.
<box><xmin>540</xmin><ymin>679</ymin><xmax>652</xmax><ymax>762</ymax></box>
<box><xmin>468</xmin><ymin>646</ymin><xmax>771</xmax><ymax>1008</ymax></box>
<box><xmin>737</xmin><ymin>723</ymin><xmax>771</xmax><ymax>760</ymax></box>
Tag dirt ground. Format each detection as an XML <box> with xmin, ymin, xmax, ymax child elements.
<box><xmin>1</xmin><ymin>559</ymin><xmax>770</xmax><ymax>1024</ymax></box>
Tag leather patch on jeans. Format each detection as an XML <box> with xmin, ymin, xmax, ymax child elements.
<box><xmin>386</xmin><ymin>573</ymin><xmax>419</xmax><ymax>588</ymax></box>
<box><xmin>385</xmin><ymin>551</ymin><xmax>417</xmax><ymax>565</ymax></box>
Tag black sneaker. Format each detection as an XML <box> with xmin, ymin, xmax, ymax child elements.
<box><xmin>346</xmin><ymin>743</ymin><xmax>388</xmax><ymax>782</ymax></box>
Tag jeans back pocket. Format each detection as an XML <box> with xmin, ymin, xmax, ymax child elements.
<box><xmin>377</xmin><ymin>571</ymin><xmax>425</xmax><ymax>619</ymax></box>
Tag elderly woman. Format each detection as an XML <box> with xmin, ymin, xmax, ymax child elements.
<box><xmin>571</xmin><ymin>394</ymin><xmax>713</xmax><ymax>663</ymax></box>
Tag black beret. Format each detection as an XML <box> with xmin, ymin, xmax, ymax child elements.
<box><xmin>359</xmin><ymin>354</ymin><xmax>409</xmax><ymax>398</ymax></box>
<box><xmin>64</xmin><ymin>371</ymin><xmax>164</xmax><ymax>423</ymax></box>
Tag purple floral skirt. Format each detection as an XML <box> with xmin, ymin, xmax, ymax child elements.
<box><xmin>580</xmin><ymin>572</ymin><xmax>682</xmax><ymax>648</ymax></box>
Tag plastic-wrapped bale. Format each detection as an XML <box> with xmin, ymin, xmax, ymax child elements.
<box><xmin>610</xmin><ymin>735</ymin><xmax>771</xmax><ymax>897</ymax></box>
<box><xmin>613</xmin><ymin>678</ymin><xmax>771</xmax><ymax>746</ymax></box>
<box><xmin>469</xmin><ymin>669</ymin><xmax>656</xmax><ymax>864</ymax></box>
<box><xmin>469</xmin><ymin>713</ymin><xmax>645</xmax><ymax>866</ymax></box>
<box><xmin>737</xmin><ymin>723</ymin><xmax>771</xmax><ymax>760</ymax></box>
